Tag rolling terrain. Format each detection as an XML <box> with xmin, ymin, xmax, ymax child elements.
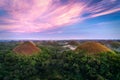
<box><xmin>0</xmin><ymin>40</ymin><xmax>120</xmax><ymax>80</ymax></box>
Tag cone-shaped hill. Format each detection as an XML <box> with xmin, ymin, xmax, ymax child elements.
<box><xmin>75</xmin><ymin>42</ymin><xmax>112</xmax><ymax>54</ymax></box>
<box><xmin>68</xmin><ymin>40</ymin><xmax>80</xmax><ymax>46</ymax></box>
<box><xmin>13</xmin><ymin>41</ymin><xmax>40</xmax><ymax>55</ymax></box>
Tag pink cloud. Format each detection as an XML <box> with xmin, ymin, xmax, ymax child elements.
<box><xmin>0</xmin><ymin>0</ymin><xmax>120</xmax><ymax>33</ymax></box>
<box><xmin>90</xmin><ymin>8</ymin><xmax>120</xmax><ymax>18</ymax></box>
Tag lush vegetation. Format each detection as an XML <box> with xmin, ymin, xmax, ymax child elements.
<box><xmin>0</xmin><ymin>42</ymin><xmax>120</xmax><ymax>80</ymax></box>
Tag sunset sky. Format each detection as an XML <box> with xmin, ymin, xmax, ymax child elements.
<box><xmin>0</xmin><ymin>0</ymin><xmax>120</xmax><ymax>40</ymax></box>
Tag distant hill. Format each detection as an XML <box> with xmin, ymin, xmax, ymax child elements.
<box><xmin>110</xmin><ymin>42</ymin><xmax>120</xmax><ymax>49</ymax></box>
<box><xmin>68</xmin><ymin>40</ymin><xmax>80</xmax><ymax>46</ymax></box>
<box><xmin>13</xmin><ymin>41</ymin><xmax>40</xmax><ymax>55</ymax></box>
<box><xmin>75</xmin><ymin>42</ymin><xmax>112</xmax><ymax>54</ymax></box>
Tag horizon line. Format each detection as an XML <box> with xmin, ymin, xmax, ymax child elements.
<box><xmin>0</xmin><ymin>39</ymin><xmax>120</xmax><ymax>41</ymax></box>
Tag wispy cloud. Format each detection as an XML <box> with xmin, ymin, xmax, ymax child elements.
<box><xmin>0</xmin><ymin>0</ymin><xmax>120</xmax><ymax>33</ymax></box>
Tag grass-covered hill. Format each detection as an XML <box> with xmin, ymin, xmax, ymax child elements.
<box><xmin>13</xmin><ymin>41</ymin><xmax>40</xmax><ymax>55</ymax></box>
<box><xmin>0</xmin><ymin>41</ymin><xmax>120</xmax><ymax>80</ymax></box>
<box><xmin>75</xmin><ymin>42</ymin><xmax>112</xmax><ymax>55</ymax></box>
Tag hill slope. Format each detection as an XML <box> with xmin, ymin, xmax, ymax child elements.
<box><xmin>13</xmin><ymin>41</ymin><xmax>40</xmax><ymax>55</ymax></box>
<box><xmin>75</xmin><ymin>42</ymin><xmax>112</xmax><ymax>54</ymax></box>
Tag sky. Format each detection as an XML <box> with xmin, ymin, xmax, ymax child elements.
<box><xmin>0</xmin><ymin>0</ymin><xmax>120</xmax><ymax>40</ymax></box>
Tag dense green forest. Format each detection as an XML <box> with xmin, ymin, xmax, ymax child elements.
<box><xmin>0</xmin><ymin>42</ymin><xmax>120</xmax><ymax>80</ymax></box>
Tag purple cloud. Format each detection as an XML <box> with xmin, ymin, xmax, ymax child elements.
<box><xmin>0</xmin><ymin>0</ymin><xmax>120</xmax><ymax>33</ymax></box>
